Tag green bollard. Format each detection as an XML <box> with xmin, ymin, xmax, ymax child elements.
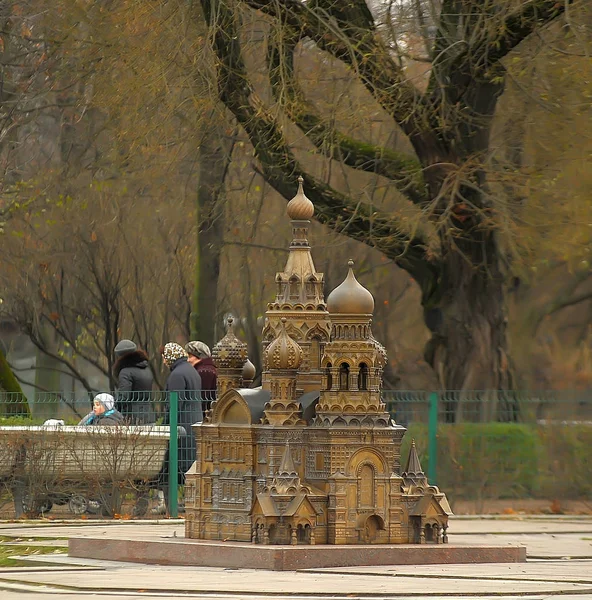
<box><xmin>428</xmin><ymin>391</ymin><xmax>438</xmax><ymax>484</ymax></box>
<box><xmin>168</xmin><ymin>391</ymin><xmax>178</xmax><ymax>518</ymax></box>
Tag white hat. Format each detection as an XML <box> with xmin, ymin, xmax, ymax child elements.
<box><xmin>94</xmin><ymin>393</ymin><xmax>115</xmax><ymax>410</ymax></box>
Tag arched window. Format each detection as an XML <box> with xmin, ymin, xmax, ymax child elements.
<box><xmin>358</xmin><ymin>363</ymin><xmax>369</xmax><ymax>391</ymax></box>
<box><xmin>289</xmin><ymin>276</ymin><xmax>300</xmax><ymax>298</ymax></box>
<box><xmin>326</xmin><ymin>363</ymin><xmax>333</xmax><ymax>390</ymax></box>
<box><xmin>359</xmin><ymin>464</ymin><xmax>375</xmax><ymax>507</ymax></box>
<box><xmin>310</xmin><ymin>337</ymin><xmax>321</xmax><ymax>370</ymax></box>
<box><xmin>339</xmin><ymin>363</ymin><xmax>350</xmax><ymax>390</ymax></box>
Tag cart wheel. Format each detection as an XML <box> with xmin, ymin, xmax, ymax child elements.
<box><xmin>68</xmin><ymin>494</ymin><xmax>88</xmax><ymax>515</ymax></box>
<box><xmin>132</xmin><ymin>495</ymin><xmax>149</xmax><ymax>517</ymax></box>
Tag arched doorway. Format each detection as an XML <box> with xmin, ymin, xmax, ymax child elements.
<box><xmin>363</xmin><ymin>515</ymin><xmax>383</xmax><ymax>543</ymax></box>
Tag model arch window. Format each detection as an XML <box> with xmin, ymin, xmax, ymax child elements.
<box><xmin>310</xmin><ymin>337</ymin><xmax>321</xmax><ymax>370</ymax></box>
<box><xmin>325</xmin><ymin>362</ymin><xmax>333</xmax><ymax>390</ymax></box>
<box><xmin>359</xmin><ymin>464</ymin><xmax>375</xmax><ymax>507</ymax></box>
<box><xmin>358</xmin><ymin>363</ymin><xmax>369</xmax><ymax>390</ymax></box>
<box><xmin>289</xmin><ymin>276</ymin><xmax>300</xmax><ymax>298</ymax></box>
<box><xmin>339</xmin><ymin>363</ymin><xmax>350</xmax><ymax>390</ymax></box>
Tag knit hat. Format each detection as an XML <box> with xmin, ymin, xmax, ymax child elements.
<box><xmin>114</xmin><ymin>339</ymin><xmax>137</xmax><ymax>357</ymax></box>
<box><xmin>162</xmin><ymin>342</ymin><xmax>187</xmax><ymax>368</ymax></box>
<box><xmin>185</xmin><ymin>340</ymin><xmax>211</xmax><ymax>359</ymax></box>
<box><xmin>94</xmin><ymin>393</ymin><xmax>115</xmax><ymax>411</ymax></box>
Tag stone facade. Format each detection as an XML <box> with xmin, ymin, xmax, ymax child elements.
<box><xmin>185</xmin><ymin>178</ymin><xmax>451</xmax><ymax>545</ymax></box>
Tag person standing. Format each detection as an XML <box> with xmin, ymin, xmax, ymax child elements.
<box><xmin>113</xmin><ymin>339</ymin><xmax>154</xmax><ymax>424</ymax></box>
<box><xmin>185</xmin><ymin>341</ymin><xmax>217</xmax><ymax>412</ymax></box>
<box><xmin>162</xmin><ymin>342</ymin><xmax>202</xmax><ymax>484</ymax></box>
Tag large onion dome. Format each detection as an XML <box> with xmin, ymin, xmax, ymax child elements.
<box><xmin>326</xmin><ymin>260</ymin><xmax>375</xmax><ymax>315</ymax></box>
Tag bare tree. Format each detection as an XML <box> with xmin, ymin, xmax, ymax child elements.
<box><xmin>195</xmin><ymin>0</ymin><xmax>584</xmax><ymax>391</ymax></box>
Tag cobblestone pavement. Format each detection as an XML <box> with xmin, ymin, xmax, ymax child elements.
<box><xmin>0</xmin><ymin>516</ymin><xmax>590</xmax><ymax>599</ymax></box>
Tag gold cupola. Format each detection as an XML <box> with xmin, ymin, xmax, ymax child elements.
<box><xmin>286</xmin><ymin>176</ymin><xmax>314</xmax><ymax>220</ymax></box>
<box><xmin>327</xmin><ymin>260</ymin><xmax>374</xmax><ymax>315</ymax></box>
<box><xmin>266</xmin><ymin>318</ymin><xmax>304</xmax><ymax>371</ymax></box>
<box><xmin>212</xmin><ymin>317</ymin><xmax>249</xmax><ymax>395</ymax></box>
<box><xmin>262</xmin><ymin>318</ymin><xmax>305</xmax><ymax>426</ymax></box>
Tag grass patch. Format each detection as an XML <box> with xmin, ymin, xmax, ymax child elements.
<box><xmin>0</xmin><ymin>544</ymin><xmax>67</xmax><ymax>567</ymax></box>
<box><xmin>0</xmin><ymin>535</ymin><xmax>68</xmax><ymax>542</ymax></box>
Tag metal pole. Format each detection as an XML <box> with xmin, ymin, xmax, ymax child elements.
<box><xmin>168</xmin><ymin>391</ymin><xmax>179</xmax><ymax>518</ymax></box>
<box><xmin>428</xmin><ymin>391</ymin><xmax>438</xmax><ymax>484</ymax></box>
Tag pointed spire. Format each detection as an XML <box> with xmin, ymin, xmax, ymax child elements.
<box><xmin>403</xmin><ymin>440</ymin><xmax>424</xmax><ymax>476</ymax></box>
<box><xmin>402</xmin><ymin>439</ymin><xmax>428</xmax><ymax>487</ymax></box>
<box><xmin>279</xmin><ymin>441</ymin><xmax>297</xmax><ymax>476</ymax></box>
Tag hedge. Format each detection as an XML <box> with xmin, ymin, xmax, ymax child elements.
<box><xmin>401</xmin><ymin>423</ymin><xmax>592</xmax><ymax>504</ymax></box>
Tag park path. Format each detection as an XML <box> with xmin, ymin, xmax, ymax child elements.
<box><xmin>0</xmin><ymin>516</ymin><xmax>590</xmax><ymax>599</ymax></box>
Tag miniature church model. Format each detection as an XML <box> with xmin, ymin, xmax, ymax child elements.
<box><xmin>185</xmin><ymin>178</ymin><xmax>451</xmax><ymax>545</ymax></box>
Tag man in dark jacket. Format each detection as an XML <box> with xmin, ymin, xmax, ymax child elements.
<box><xmin>162</xmin><ymin>342</ymin><xmax>202</xmax><ymax>484</ymax></box>
<box><xmin>113</xmin><ymin>339</ymin><xmax>154</xmax><ymax>424</ymax></box>
<box><xmin>185</xmin><ymin>340</ymin><xmax>217</xmax><ymax>412</ymax></box>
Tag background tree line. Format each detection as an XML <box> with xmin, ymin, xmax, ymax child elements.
<box><xmin>0</xmin><ymin>0</ymin><xmax>591</xmax><ymax>404</ymax></box>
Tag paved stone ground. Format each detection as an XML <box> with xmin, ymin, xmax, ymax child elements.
<box><xmin>0</xmin><ymin>516</ymin><xmax>591</xmax><ymax>599</ymax></box>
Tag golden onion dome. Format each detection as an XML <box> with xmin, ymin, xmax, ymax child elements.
<box><xmin>212</xmin><ymin>317</ymin><xmax>248</xmax><ymax>369</ymax></box>
<box><xmin>242</xmin><ymin>358</ymin><xmax>256</xmax><ymax>380</ymax></box>
<box><xmin>327</xmin><ymin>260</ymin><xmax>375</xmax><ymax>315</ymax></box>
<box><xmin>286</xmin><ymin>176</ymin><xmax>314</xmax><ymax>220</ymax></box>
<box><xmin>266</xmin><ymin>318</ymin><xmax>303</xmax><ymax>370</ymax></box>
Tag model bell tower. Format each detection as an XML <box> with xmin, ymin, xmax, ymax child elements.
<box><xmin>262</xmin><ymin>177</ymin><xmax>331</xmax><ymax>393</ymax></box>
<box><xmin>315</xmin><ymin>260</ymin><xmax>391</xmax><ymax>427</ymax></box>
<box><xmin>262</xmin><ymin>318</ymin><xmax>305</xmax><ymax>426</ymax></box>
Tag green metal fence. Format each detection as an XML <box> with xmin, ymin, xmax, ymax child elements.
<box><xmin>383</xmin><ymin>390</ymin><xmax>592</xmax><ymax>509</ymax></box>
<box><xmin>0</xmin><ymin>389</ymin><xmax>590</xmax><ymax>517</ymax></box>
<box><xmin>0</xmin><ymin>390</ymin><xmax>209</xmax><ymax>520</ymax></box>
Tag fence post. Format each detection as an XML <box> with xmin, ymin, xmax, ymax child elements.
<box><xmin>428</xmin><ymin>391</ymin><xmax>438</xmax><ymax>484</ymax></box>
<box><xmin>168</xmin><ymin>391</ymin><xmax>179</xmax><ymax>518</ymax></box>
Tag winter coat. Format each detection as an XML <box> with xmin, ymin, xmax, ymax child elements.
<box><xmin>194</xmin><ymin>357</ymin><xmax>217</xmax><ymax>409</ymax></box>
<box><xmin>164</xmin><ymin>357</ymin><xmax>202</xmax><ymax>483</ymax></box>
<box><xmin>78</xmin><ymin>409</ymin><xmax>125</xmax><ymax>426</ymax></box>
<box><xmin>113</xmin><ymin>351</ymin><xmax>154</xmax><ymax>424</ymax></box>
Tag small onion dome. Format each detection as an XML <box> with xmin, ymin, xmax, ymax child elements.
<box><xmin>286</xmin><ymin>176</ymin><xmax>314</xmax><ymax>220</ymax></box>
<box><xmin>242</xmin><ymin>358</ymin><xmax>256</xmax><ymax>380</ymax></box>
<box><xmin>212</xmin><ymin>317</ymin><xmax>248</xmax><ymax>369</ymax></box>
<box><xmin>266</xmin><ymin>318</ymin><xmax>303</xmax><ymax>370</ymax></box>
<box><xmin>327</xmin><ymin>259</ymin><xmax>375</xmax><ymax>315</ymax></box>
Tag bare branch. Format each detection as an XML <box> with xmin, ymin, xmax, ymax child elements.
<box><xmin>199</xmin><ymin>0</ymin><xmax>437</xmax><ymax>285</ymax></box>
<box><xmin>266</xmin><ymin>25</ymin><xmax>428</xmax><ymax>205</ymax></box>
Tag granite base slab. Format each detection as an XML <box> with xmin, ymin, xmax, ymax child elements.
<box><xmin>69</xmin><ymin>537</ymin><xmax>526</xmax><ymax>570</ymax></box>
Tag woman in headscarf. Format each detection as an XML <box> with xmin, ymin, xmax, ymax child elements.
<box><xmin>185</xmin><ymin>340</ymin><xmax>217</xmax><ymax>412</ymax></box>
<box><xmin>161</xmin><ymin>342</ymin><xmax>202</xmax><ymax>484</ymax></box>
<box><xmin>78</xmin><ymin>393</ymin><xmax>124</xmax><ymax>425</ymax></box>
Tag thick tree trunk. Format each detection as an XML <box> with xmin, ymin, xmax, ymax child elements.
<box><xmin>191</xmin><ymin>123</ymin><xmax>236</xmax><ymax>346</ymax></box>
<box><xmin>422</xmin><ymin>245</ymin><xmax>513</xmax><ymax>422</ymax></box>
